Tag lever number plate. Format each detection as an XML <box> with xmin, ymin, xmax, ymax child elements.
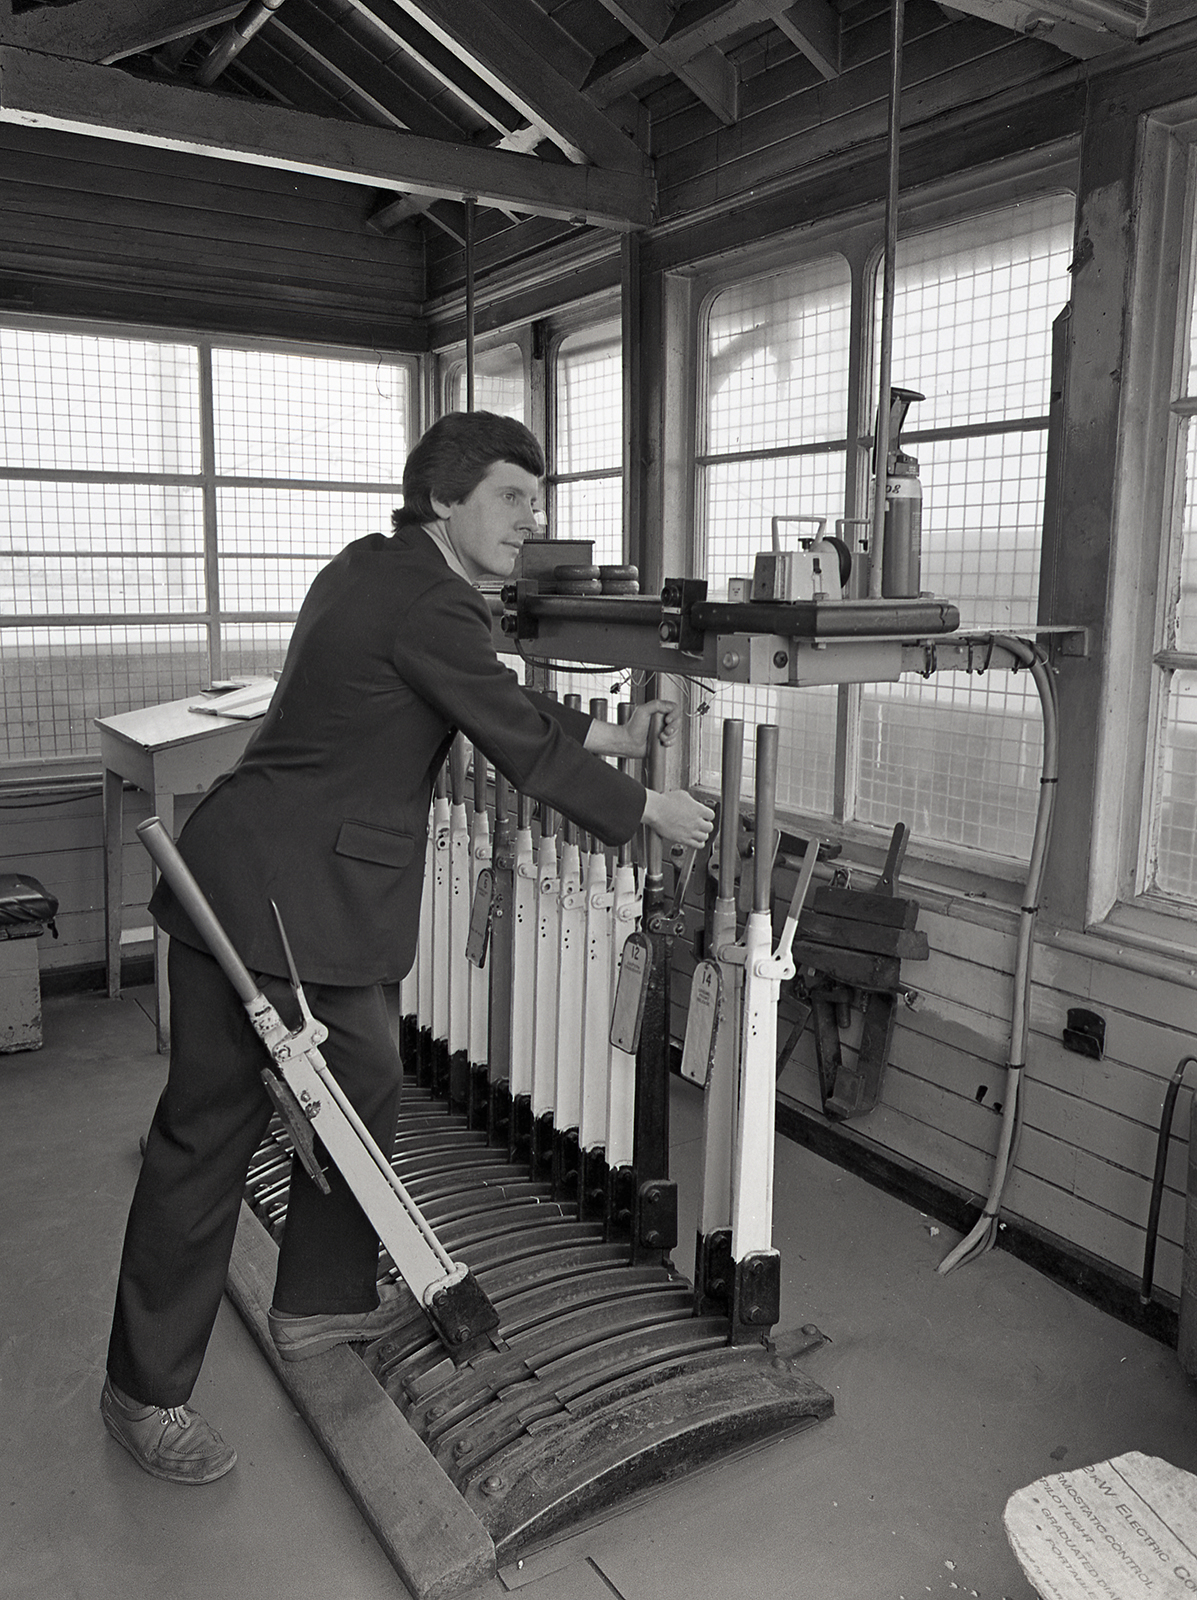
<box><xmin>610</xmin><ymin>931</ymin><xmax>652</xmax><ymax>1054</ymax></box>
<box><xmin>465</xmin><ymin>868</ymin><xmax>494</xmax><ymax>967</ymax></box>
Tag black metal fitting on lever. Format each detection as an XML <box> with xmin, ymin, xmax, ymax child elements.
<box><xmin>423</xmin><ymin>1269</ymin><xmax>504</xmax><ymax>1365</ymax></box>
<box><xmin>730</xmin><ymin>1251</ymin><xmax>782</xmax><ymax>1345</ymax></box>
<box><xmin>259</xmin><ymin>1068</ymin><xmax>330</xmax><ymax>1195</ymax></box>
<box><xmin>647</xmin><ymin>843</ymin><xmax>698</xmax><ymax>936</ymax></box>
<box><xmin>635</xmin><ymin>1178</ymin><xmax>678</xmax><ymax>1253</ymax></box>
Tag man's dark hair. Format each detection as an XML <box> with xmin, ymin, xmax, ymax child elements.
<box><xmin>393</xmin><ymin>411</ymin><xmax>545</xmax><ymax>530</ymax></box>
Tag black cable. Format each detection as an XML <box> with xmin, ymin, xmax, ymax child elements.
<box><xmin>1141</xmin><ymin>1055</ymin><xmax>1196</xmax><ymax>1305</ymax></box>
<box><xmin>0</xmin><ymin>786</ymin><xmax>103</xmax><ymax>808</ymax></box>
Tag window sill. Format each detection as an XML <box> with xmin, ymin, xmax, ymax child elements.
<box><xmin>754</xmin><ymin>804</ymin><xmax>1031</xmax><ymax>930</ymax></box>
<box><xmin>0</xmin><ymin>757</ymin><xmax>104</xmax><ymax>791</ymax></box>
<box><xmin>1069</xmin><ymin>897</ymin><xmax>1197</xmax><ymax>981</ymax></box>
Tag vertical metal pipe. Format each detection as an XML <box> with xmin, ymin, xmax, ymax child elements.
<box><xmin>869</xmin><ymin>0</ymin><xmax>906</xmax><ymax>598</ymax></box>
<box><xmin>464</xmin><ymin>199</ymin><xmax>476</xmax><ymax>413</ymax></box>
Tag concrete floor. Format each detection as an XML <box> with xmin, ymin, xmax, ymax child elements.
<box><xmin>3</xmin><ymin>987</ymin><xmax>1196</xmax><ymax>1600</ymax></box>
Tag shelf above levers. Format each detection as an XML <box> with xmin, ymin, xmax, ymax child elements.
<box><xmin>489</xmin><ymin>587</ymin><xmax>1087</xmax><ymax>686</ymax></box>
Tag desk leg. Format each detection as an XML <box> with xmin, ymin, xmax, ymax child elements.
<box><xmin>150</xmin><ymin>790</ymin><xmax>175</xmax><ymax>1054</ymax></box>
<box><xmin>103</xmin><ymin>767</ymin><xmax>125</xmax><ymax>1002</ymax></box>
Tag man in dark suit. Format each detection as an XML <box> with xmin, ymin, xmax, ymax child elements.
<box><xmin>101</xmin><ymin>411</ymin><xmax>714</xmax><ymax>1484</ymax></box>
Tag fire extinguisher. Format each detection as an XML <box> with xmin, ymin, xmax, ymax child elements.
<box><xmin>875</xmin><ymin>386</ymin><xmax>924</xmax><ymax>598</ymax></box>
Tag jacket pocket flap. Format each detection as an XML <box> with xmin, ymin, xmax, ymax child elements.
<box><xmin>334</xmin><ymin>820</ymin><xmax>416</xmax><ymax>869</ymax></box>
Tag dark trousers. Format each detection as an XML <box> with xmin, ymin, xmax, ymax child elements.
<box><xmin>106</xmin><ymin>938</ymin><xmax>403</xmax><ymax>1407</ymax></box>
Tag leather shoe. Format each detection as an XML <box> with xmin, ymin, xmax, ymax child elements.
<box><xmin>100</xmin><ymin>1378</ymin><xmax>237</xmax><ymax>1485</ymax></box>
<box><xmin>268</xmin><ymin>1280</ymin><xmax>415</xmax><ymax>1361</ymax></box>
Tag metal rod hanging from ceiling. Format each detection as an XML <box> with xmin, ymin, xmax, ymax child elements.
<box><xmin>195</xmin><ymin>0</ymin><xmax>287</xmax><ymax>88</ymax></box>
<box><xmin>868</xmin><ymin>0</ymin><xmax>906</xmax><ymax>599</ymax></box>
<box><xmin>464</xmin><ymin>199</ymin><xmax>476</xmax><ymax>412</ymax></box>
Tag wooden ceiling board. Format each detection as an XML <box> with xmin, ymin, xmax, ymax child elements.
<box><xmin>274</xmin><ymin>0</ymin><xmax>485</xmax><ymax>140</ymax></box>
<box><xmin>244</xmin><ymin>23</ymin><xmax>403</xmax><ymax>125</ymax></box>
<box><xmin>652</xmin><ymin>12</ymin><xmax>1062</xmax><ymax>213</ymax></box>
<box><xmin>0</xmin><ymin>125</ymin><xmax>422</xmax><ymax>251</ymax></box>
<box><xmin>391</xmin><ymin>0</ymin><xmax>647</xmax><ymax>167</ymax></box>
<box><xmin>4</xmin><ymin>1</ymin><xmax>244</xmax><ymax>61</ymax></box>
<box><xmin>540</xmin><ymin>0</ymin><xmax>635</xmax><ymax>57</ymax></box>
<box><xmin>325</xmin><ymin>0</ymin><xmax>534</xmax><ymax>135</ymax></box>
<box><xmin>6</xmin><ymin>0</ymin><xmax>1197</xmax><ymax>332</ymax></box>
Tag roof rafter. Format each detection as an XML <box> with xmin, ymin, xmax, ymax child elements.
<box><xmin>934</xmin><ymin>0</ymin><xmax>1128</xmax><ymax>51</ymax></box>
<box><xmin>598</xmin><ymin>0</ymin><xmax>739</xmax><ymax>123</ymax></box>
<box><xmin>587</xmin><ymin>0</ymin><xmax>760</xmax><ymax>103</ymax></box>
<box><xmin>3</xmin><ymin>1</ymin><xmax>244</xmax><ymax>64</ymax></box>
<box><xmin>393</xmin><ymin>0</ymin><xmax>647</xmax><ymax>169</ymax></box>
<box><xmin>342</xmin><ymin>0</ymin><xmax>526</xmax><ymax>139</ymax></box>
<box><xmin>763</xmin><ymin>0</ymin><xmax>840</xmax><ymax>78</ymax></box>
<box><xmin>0</xmin><ymin>45</ymin><xmax>655</xmax><ymax>227</ymax></box>
<box><xmin>269</xmin><ymin>0</ymin><xmax>470</xmax><ymax>140</ymax></box>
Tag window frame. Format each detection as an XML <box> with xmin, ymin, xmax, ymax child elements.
<box><xmin>673</xmin><ymin>148</ymin><xmax>1079</xmax><ymax>900</ymax></box>
<box><xmin>1089</xmin><ymin>104</ymin><xmax>1197</xmax><ymax>951</ymax></box>
<box><xmin>0</xmin><ymin>312</ymin><xmax>419</xmax><ymax>776</ymax></box>
<box><xmin>545</xmin><ymin>303</ymin><xmax>623</xmax><ymax>559</ymax></box>
<box><xmin>440</xmin><ymin>328</ymin><xmax>535</xmax><ymax>424</ymax></box>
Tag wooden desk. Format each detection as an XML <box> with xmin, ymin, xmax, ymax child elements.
<box><xmin>96</xmin><ymin>681</ymin><xmax>275</xmax><ymax>1050</ymax></box>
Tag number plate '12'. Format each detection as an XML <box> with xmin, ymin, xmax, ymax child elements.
<box><xmin>609</xmin><ymin>931</ymin><xmax>652</xmax><ymax>1054</ymax></box>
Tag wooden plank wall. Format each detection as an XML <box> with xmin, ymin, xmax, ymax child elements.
<box><xmin>671</xmin><ymin>853</ymin><xmax>1197</xmax><ymax>1310</ymax></box>
<box><xmin>422</xmin><ymin>0</ymin><xmax>1075</xmax><ymax>331</ymax></box>
<box><xmin>0</xmin><ymin>787</ymin><xmax>201</xmax><ymax>983</ymax></box>
<box><xmin>0</xmin><ymin>122</ymin><xmax>427</xmax><ymax>348</ymax></box>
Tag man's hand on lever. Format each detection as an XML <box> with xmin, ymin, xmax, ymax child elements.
<box><xmin>580</xmin><ymin>695</ymin><xmax>713</xmax><ymax>846</ymax></box>
<box><xmin>584</xmin><ymin>698</ymin><xmax>681</xmax><ymax>758</ymax></box>
<box><xmin>640</xmin><ymin>787</ymin><xmax>715</xmax><ymax>849</ymax></box>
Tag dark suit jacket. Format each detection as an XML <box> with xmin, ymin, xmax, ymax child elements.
<box><xmin>150</xmin><ymin>526</ymin><xmax>645</xmax><ymax>986</ymax></box>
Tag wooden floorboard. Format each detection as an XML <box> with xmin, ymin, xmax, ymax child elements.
<box><xmin>225</xmin><ymin>1203</ymin><xmax>497</xmax><ymax>1600</ymax></box>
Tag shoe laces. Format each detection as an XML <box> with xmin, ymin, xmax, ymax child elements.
<box><xmin>158</xmin><ymin>1406</ymin><xmax>190</xmax><ymax>1430</ymax></box>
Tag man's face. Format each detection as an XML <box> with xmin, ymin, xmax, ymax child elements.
<box><xmin>432</xmin><ymin>460</ymin><xmax>541</xmax><ymax>582</ymax></box>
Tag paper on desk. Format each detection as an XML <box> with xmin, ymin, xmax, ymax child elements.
<box><xmin>1004</xmin><ymin>1451</ymin><xmax>1197</xmax><ymax>1600</ymax></box>
<box><xmin>189</xmin><ymin>681</ymin><xmax>276</xmax><ymax>720</ymax></box>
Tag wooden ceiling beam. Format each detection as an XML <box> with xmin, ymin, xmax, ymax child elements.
<box><xmin>587</xmin><ymin>0</ymin><xmax>760</xmax><ymax>102</ymax></box>
<box><xmin>0</xmin><ymin>45</ymin><xmax>654</xmax><ymax>227</ymax></box>
<box><xmin>597</xmin><ymin>0</ymin><xmax>739</xmax><ymax>122</ymax></box>
<box><xmin>367</xmin><ymin>192</ymin><xmax>470</xmax><ymax>243</ymax></box>
<box><xmin>937</xmin><ymin>0</ymin><xmax>1134</xmax><ymax>45</ymax></box>
<box><xmin>2</xmin><ymin>1</ymin><xmax>244</xmax><ymax>64</ymax></box>
<box><xmin>673</xmin><ymin>44</ymin><xmax>738</xmax><ymax>122</ymax></box>
<box><xmin>763</xmin><ymin>0</ymin><xmax>841</xmax><ymax>78</ymax></box>
<box><xmin>394</xmin><ymin>0</ymin><xmax>647</xmax><ymax>169</ymax></box>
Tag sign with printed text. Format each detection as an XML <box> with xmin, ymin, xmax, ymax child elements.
<box><xmin>1004</xmin><ymin>1452</ymin><xmax>1197</xmax><ymax>1600</ymax></box>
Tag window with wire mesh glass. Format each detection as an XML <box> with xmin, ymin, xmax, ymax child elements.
<box><xmin>551</xmin><ymin>322</ymin><xmax>622</xmax><ymax>566</ymax></box>
<box><xmin>446</xmin><ymin>342</ymin><xmax>527</xmax><ymax>421</ymax></box>
<box><xmin>1145</xmin><ymin>200</ymin><xmax>1197</xmax><ymax>903</ymax></box>
<box><xmin>0</xmin><ymin>327</ymin><xmax>413</xmax><ymax>763</ymax></box>
<box><xmin>697</xmin><ymin>255</ymin><xmax>851</xmax><ymax>817</ymax></box>
<box><xmin>545</xmin><ymin>321</ymin><xmax>624</xmax><ymax>706</ymax></box>
<box><xmin>696</xmin><ymin>193</ymin><xmax>1074</xmax><ymax>861</ymax></box>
